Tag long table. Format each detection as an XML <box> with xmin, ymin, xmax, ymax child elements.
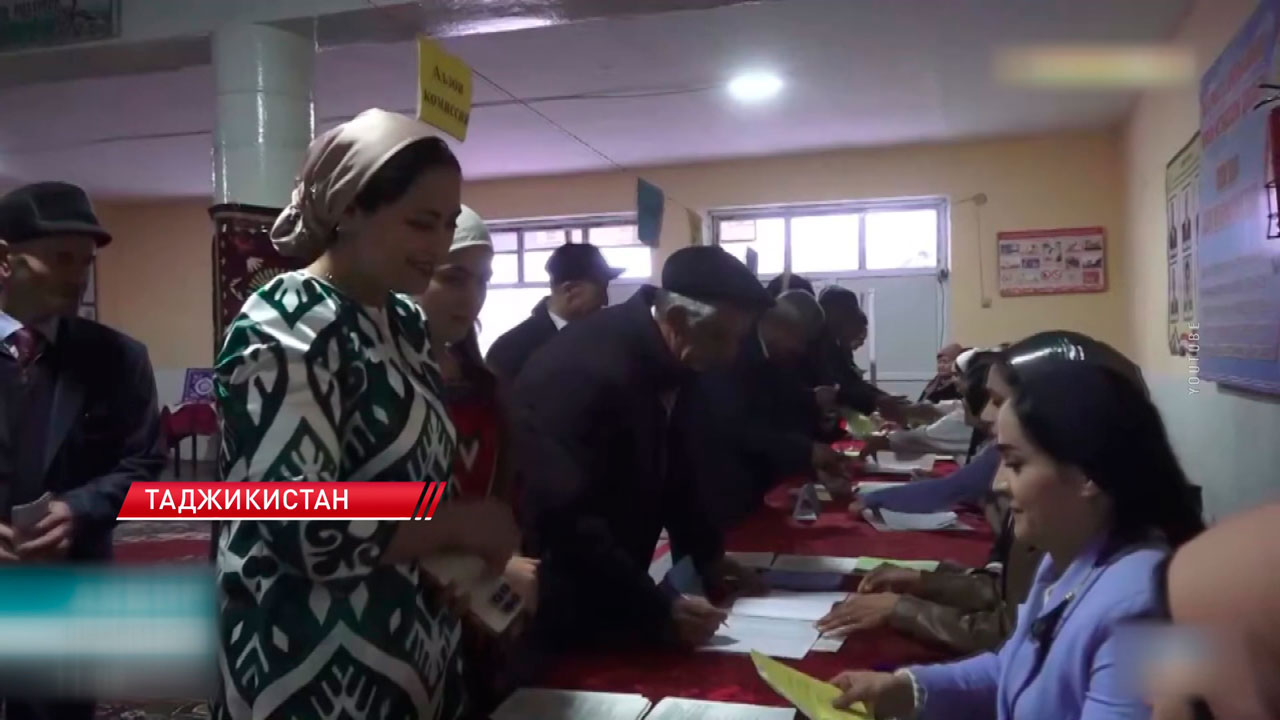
<box><xmin>539</xmin><ymin>473</ymin><xmax>994</xmax><ymax>707</ymax></box>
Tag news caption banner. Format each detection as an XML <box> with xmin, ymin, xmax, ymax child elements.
<box><xmin>116</xmin><ymin>481</ymin><xmax>451</xmax><ymax>521</ymax></box>
<box><xmin>1195</xmin><ymin>0</ymin><xmax>1280</xmax><ymax>395</ymax></box>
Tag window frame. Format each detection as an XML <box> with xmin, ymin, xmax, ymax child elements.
<box><xmin>709</xmin><ymin>196</ymin><xmax>950</xmax><ymax>279</ymax></box>
<box><xmin>485</xmin><ymin>213</ymin><xmax>652</xmax><ymax>289</ymax></box>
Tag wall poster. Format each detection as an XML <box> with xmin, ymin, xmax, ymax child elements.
<box><xmin>1167</xmin><ymin>133</ymin><xmax>1201</xmax><ymax>356</ymax></box>
<box><xmin>997</xmin><ymin>227</ymin><xmax>1107</xmax><ymax>297</ymax></box>
<box><xmin>1195</xmin><ymin>0</ymin><xmax>1280</xmax><ymax>394</ymax></box>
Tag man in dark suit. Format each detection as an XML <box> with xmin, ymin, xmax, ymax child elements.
<box><xmin>485</xmin><ymin>242</ymin><xmax>622</xmax><ymax>381</ymax></box>
<box><xmin>511</xmin><ymin>246</ymin><xmax>772</xmax><ymax>655</ymax></box>
<box><xmin>0</xmin><ymin>182</ymin><xmax>166</xmax><ymax>720</ymax></box>
<box><xmin>811</xmin><ymin>287</ymin><xmax>909</xmax><ymax>423</ymax></box>
<box><xmin>679</xmin><ymin>290</ymin><xmax>848</xmax><ymax>529</ymax></box>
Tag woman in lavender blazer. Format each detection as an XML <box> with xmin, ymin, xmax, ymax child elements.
<box><xmin>830</xmin><ymin>332</ymin><xmax>1205</xmax><ymax>720</ymax></box>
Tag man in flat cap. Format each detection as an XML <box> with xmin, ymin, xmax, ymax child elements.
<box><xmin>511</xmin><ymin>245</ymin><xmax>772</xmax><ymax>656</ymax></box>
<box><xmin>0</xmin><ymin>182</ymin><xmax>165</xmax><ymax>719</ymax></box>
<box><xmin>486</xmin><ymin>242</ymin><xmax>623</xmax><ymax>383</ymax></box>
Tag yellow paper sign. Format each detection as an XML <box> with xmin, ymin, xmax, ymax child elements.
<box><xmin>751</xmin><ymin>651</ymin><xmax>870</xmax><ymax>720</ymax></box>
<box><xmin>417</xmin><ymin>36</ymin><xmax>473</xmax><ymax>141</ymax></box>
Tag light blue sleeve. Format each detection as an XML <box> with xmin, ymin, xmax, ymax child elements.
<box><xmin>862</xmin><ymin>445</ymin><xmax>999</xmax><ymax>513</ymax></box>
<box><xmin>908</xmin><ymin>650</ymin><xmax>1001</xmax><ymax>720</ymax></box>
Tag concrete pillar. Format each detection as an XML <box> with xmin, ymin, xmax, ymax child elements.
<box><xmin>211</xmin><ymin>23</ymin><xmax>315</xmax><ymax>207</ymax></box>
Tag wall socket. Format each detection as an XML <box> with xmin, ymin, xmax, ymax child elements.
<box><xmin>981</xmin><ymin>298</ymin><xmax>992</xmax><ymax>308</ymax></box>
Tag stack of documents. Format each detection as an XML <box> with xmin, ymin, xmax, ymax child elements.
<box><xmin>863</xmin><ymin>508</ymin><xmax>969</xmax><ymax>532</ymax></box>
<box><xmin>492</xmin><ymin>689</ymin><xmax>652</xmax><ymax>720</ymax></box>
<box><xmin>751</xmin><ymin>651</ymin><xmax>871</xmax><ymax>720</ymax></box>
<box><xmin>702</xmin><ymin>591</ymin><xmax>848</xmax><ymax>659</ymax></box>
<box><xmin>863</xmin><ymin>452</ymin><xmax>936</xmax><ymax>475</ymax></box>
<box><xmin>645</xmin><ymin>697</ymin><xmax>795</xmax><ymax>719</ymax></box>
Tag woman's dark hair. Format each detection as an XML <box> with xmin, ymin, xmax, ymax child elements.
<box><xmin>353</xmin><ymin>137</ymin><xmax>460</xmax><ymax>215</ymax></box>
<box><xmin>448</xmin><ymin>327</ymin><xmax>497</xmax><ymax>394</ymax></box>
<box><xmin>961</xmin><ymin>351</ymin><xmax>999</xmax><ymax>460</ymax></box>
<box><xmin>1004</xmin><ymin>330</ymin><xmax>1146</xmax><ymax>397</ymax></box>
<box><xmin>1006</xmin><ymin>355</ymin><xmax>1204</xmax><ymax>549</ymax></box>
<box><xmin>961</xmin><ymin>350</ymin><xmax>1001</xmax><ymax>417</ymax></box>
<box><xmin>766</xmin><ymin>273</ymin><xmax>815</xmax><ymax>298</ymax></box>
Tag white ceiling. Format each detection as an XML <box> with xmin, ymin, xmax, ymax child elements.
<box><xmin>0</xmin><ymin>0</ymin><xmax>1191</xmax><ymax>199</ymax></box>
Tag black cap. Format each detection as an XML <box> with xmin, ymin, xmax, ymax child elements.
<box><xmin>0</xmin><ymin>182</ymin><xmax>112</xmax><ymax>247</ymax></box>
<box><xmin>661</xmin><ymin>245</ymin><xmax>773</xmax><ymax>312</ymax></box>
<box><xmin>546</xmin><ymin>243</ymin><xmax>624</xmax><ymax>285</ymax></box>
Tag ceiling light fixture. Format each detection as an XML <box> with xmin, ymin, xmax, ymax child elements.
<box><xmin>728</xmin><ymin>71</ymin><xmax>783</xmax><ymax>103</ymax></box>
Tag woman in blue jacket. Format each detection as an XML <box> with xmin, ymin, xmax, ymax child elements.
<box><xmin>830</xmin><ymin>331</ymin><xmax>1205</xmax><ymax>720</ymax></box>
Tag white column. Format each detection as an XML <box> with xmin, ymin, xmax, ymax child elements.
<box><xmin>211</xmin><ymin>23</ymin><xmax>315</xmax><ymax>208</ymax></box>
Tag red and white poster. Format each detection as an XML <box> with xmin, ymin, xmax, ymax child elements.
<box><xmin>997</xmin><ymin>227</ymin><xmax>1107</xmax><ymax>297</ymax></box>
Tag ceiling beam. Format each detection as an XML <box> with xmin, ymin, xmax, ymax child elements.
<box><xmin>0</xmin><ymin>0</ymin><xmax>780</xmax><ymax>88</ymax></box>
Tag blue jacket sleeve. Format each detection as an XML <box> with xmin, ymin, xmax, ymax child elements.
<box><xmin>862</xmin><ymin>445</ymin><xmax>999</xmax><ymax>513</ymax></box>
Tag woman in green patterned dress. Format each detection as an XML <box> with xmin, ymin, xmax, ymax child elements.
<box><xmin>212</xmin><ymin>109</ymin><xmax>519</xmax><ymax>720</ymax></box>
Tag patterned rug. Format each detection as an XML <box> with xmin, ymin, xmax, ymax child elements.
<box><xmin>92</xmin><ymin>521</ymin><xmax>213</xmax><ymax>719</ymax></box>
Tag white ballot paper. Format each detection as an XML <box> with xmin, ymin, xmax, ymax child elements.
<box><xmin>646</xmin><ymin>696</ymin><xmax>795</xmax><ymax>720</ymax></box>
<box><xmin>702</xmin><ymin>614</ymin><xmax>820</xmax><ymax>660</ymax></box>
<box><xmin>770</xmin><ymin>555</ymin><xmax>860</xmax><ymax>575</ymax></box>
<box><xmin>702</xmin><ymin>590</ymin><xmax>848</xmax><ymax>659</ymax></box>
<box><xmin>491</xmin><ymin>689</ymin><xmax>652</xmax><ymax>720</ymax></box>
<box><xmin>11</xmin><ymin>492</ymin><xmax>52</xmax><ymax>532</ymax></box>
<box><xmin>730</xmin><ymin>591</ymin><xmax>850</xmax><ymax>623</ymax></box>
<box><xmin>810</xmin><ymin>632</ymin><xmax>848</xmax><ymax>653</ymax></box>
<box><xmin>724</xmin><ymin>551</ymin><xmax>776</xmax><ymax>570</ymax></box>
<box><xmin>863</xmin><ymin>509</ymin><xmax>969</xmax><ymax>532</ymax></box>
<box><xmin>864</xmin><ymin>452</ymin><xmax>936</xmax><ymax>475</ymax></box>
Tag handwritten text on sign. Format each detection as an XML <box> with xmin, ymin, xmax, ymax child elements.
<box><xmin>417</xmin><ymin>36</ymin><xmax>473</xmax><ymax>141</ymax></box>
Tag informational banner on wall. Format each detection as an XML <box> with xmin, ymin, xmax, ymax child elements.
<box><xmin>996</xmin><ymin>227</ymin><xmax>1108</xmax><ymax>296</ymax></box>
<box><xmin>1196</xmin><ymin>0</ymin><xmax>1280</xmax><ymax>394</ymax></box>
<box><xmin>417</xmin><ymin>36</ymin><xmax>473</xmax><ymax>142</ymax></box>
<box><xmin>1166</xmin><ymin>134</ymin><xmax>1201</xmax><ymax>356</ymax></box>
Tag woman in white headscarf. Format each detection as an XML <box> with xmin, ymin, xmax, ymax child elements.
<box><xmin>415</xmin><ymin>206</ymin><xmax>540</xmax><ymax>714</ymax></box>
<box><xmin>212</xmin><ymin>109</ymin><xmax>518</xmax><ymax>720</ymax></box>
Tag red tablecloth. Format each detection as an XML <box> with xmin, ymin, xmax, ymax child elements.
<box><xmin>540</xmin><ymin>471</ymin><xmax>994</xmax><ymax>707</ymax></box>
<box><xmin>162</xmin><ymin>402</ymin><xmax>218</xmax><ymax>439</ymax></box>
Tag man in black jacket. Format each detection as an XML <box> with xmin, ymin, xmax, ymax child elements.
<box><xmin>812</xmin><ymin>287</ymin><xmax>909</xmax><ymax>423</ymax></box>
<box><xmin>0</xmin><ymin>182</ymin><xmax>166</xmax><ymax>720</ymax></box>
<box><xmin>679</xmin><ymin>290</ymin><xmax>847</xmax><ymax>529</ymax></box>
<box><xmin>511</xmin><ymin>246</ymin><xmax>772</xmax><ymax>654</ymax></box>
<box><xmin>485</xmin><ymin>242</ymin><xmax>622</xmax><ymax>381</ymax></box>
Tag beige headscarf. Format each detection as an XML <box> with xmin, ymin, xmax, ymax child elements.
<box><xmin>271</xmin><ymin>108</ymin><xmax>445</xmax><ymax>262</ymax></box>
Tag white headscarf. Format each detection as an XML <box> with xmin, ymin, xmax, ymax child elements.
<box><xmin>450</xmin><ymin>205</ymin><xmax>491</xmax><ymax>254</ymax></box>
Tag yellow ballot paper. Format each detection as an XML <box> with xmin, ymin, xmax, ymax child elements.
<box><xmin>750</xmin><ymin>651</ymin><xmax>870</xmax><ymax>720</ymax></box>
<box><xmin>854</xmin><ymin>557</ymin><xmax>940</xmax><ymax>573</ymax></box>
<box><xmin>417</xmin><ymin>36</ymin><xmax>473</xmax><ymax>141</ymax></box>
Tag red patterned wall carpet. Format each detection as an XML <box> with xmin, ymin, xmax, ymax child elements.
<box><xmin>91</xmin><ymin>521</ymin><xmax>213</xmax><ymax>720</ymax></box>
